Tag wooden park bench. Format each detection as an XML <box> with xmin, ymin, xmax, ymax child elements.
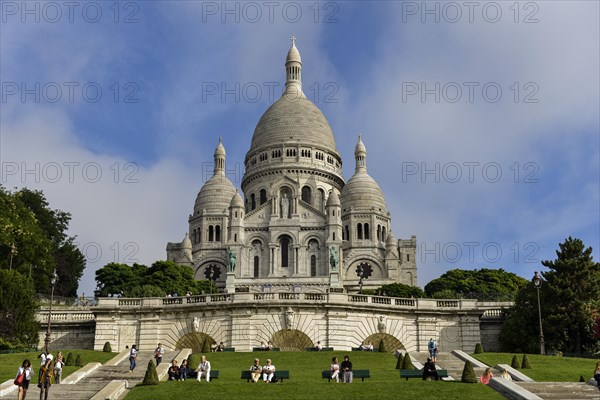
<box><xmin>306</xmin><ymin>347</ymin><xmax>334</xmax><ymax>351</ymax></box>
<box><xmin>322</xmin><ymin>369</ymin><xmax>370</xmax><ymax>382</ymax></box>
<box><xmin>241</xmin><ymin>370</ymin><xmax>290</xmax><ymax>382</ymax></box>
<box><xmin>252</xmin><ymin>347</ymin><xmax>281</xmax><ymax>351</ymax></box>
<box><xmin>351</xmin><ymin>347</ymin><xmax>379</xmax><ymax>352</ymax></box>
<box><xmin>399</xmin><ymin>369</ymin><xmax>448</xmax><ymax>380</ymax></box>
<box><xmin>188</xmin><ymin>370</ymin><xmax>220</xmax><ymax>381</ymax></box>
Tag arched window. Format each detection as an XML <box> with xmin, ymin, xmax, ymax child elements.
<box><xmin>193</xmin><ymin>229</ymin><xmax>197</xmax><ymax>243</ymax></box>
<box><xmin>251</xmin><ymin>193</ymin><xmax>256</xmax><ymax>210</ymax></box>
<box><xmin>345</xmin><ymin>225</ymin><xmax>349</xmax><ymax>241</ymax></box>
<box><xmin>333</xmin><ymin>232</ymin><xmax>336</xmax><ymax>241</ymax></box>
<box><xmin>280</xmin><ymin>235</ymin><xmax>291</xmax><ymax>268</ymax></box>
<box><xmin>215</xmin><ymin>225</ymin><xmax>221</xmax><ymax>242</ymax></box>
<box><xmin>254</xmin><ymin>256</ymin><xmax>260</xmax><ymax>278</ymax></box>
<box><xmin>407</xmin><ymin>254</ymin><xmax>410</xmax><ymax>262</ymax></box>
<box><xmin>364</xmin><ymin>223</ymin><xmax>370</xmax><ymax>240</ymax></box>
<box><xmin>357</xmin><ymin>223</ymin><xmax>363</xmax><ymax>240</ymax></box>
<box><xmin>310</xmin><ymin>255</ymin><xmax>317</xmax><ymax>277</ymax></box>
<box><xmin>301</xmin><ymin>186</ymin><xmax>311</xmax><ymax>204</ymax></box>
<box><xmin>208</xmin><ymin>225</ymin><xmax>214</xmax><ymax>242</ymax></box>
<box><xmin>316</xmin><ymin>189</ymin><xmax>324</xmax><ymax>211</ymax></box>
<box><xmin>382</xmin><ymin>227</ymin><xmax>386</xmax><ymax>241</ymax></box>
<box><xmin>259</xmin><ymin>189</ymin><xmax>267</xmax><ymax>205</ymax></box>
<box><xmin>377</xmin><ymin>225</ymin><xmax>381</xmax><ymax>241</ymax></box>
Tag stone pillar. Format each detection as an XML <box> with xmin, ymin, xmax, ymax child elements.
<box><xmin>225</xmin><ymin>271</ymin><xmax>235</xmax><ymax>293</ymax></box>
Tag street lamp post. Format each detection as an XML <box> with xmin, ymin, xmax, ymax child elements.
<box><xmin>44</xmin><ymin>269</ymin><xmax>59</xmax><ymax>354</ymax></box>
<box><xmin>532</xmin><ymin>271</ymin><xmax>546</xmax><ymax>355</ymax></box>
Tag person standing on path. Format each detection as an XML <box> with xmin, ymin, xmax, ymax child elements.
<box><xmin>15</xmin><ymin>359</ymin><xmax>33</xmax><ymax>400</ymax></box>
<box><xmin>428</xmin><ymin>338</ymin><xmax>438</xmax><ymax>362</ymax></box>
<box><xmin>53</xmin><ymin>352</ymin><xmax>64</xmax><ymax>384</ymax></box>
<box><xmin>154</xmin><ymin>343</ymin><xmax>164</xmax><ymax>366</ymax></box>
<box><xmin>129</xmin><ymin>345</ymin><xmax>138</xmax><ymax>373</ymax></box>
<box><xmin>38</xmin><ymin>355</ymin><xmax>54</xmax><ymax>400</ymax></box>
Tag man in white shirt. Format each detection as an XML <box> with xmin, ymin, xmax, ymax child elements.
<box><xmin>154</xmin><ymin>343</ymin><xmax>165</xmax><ymax>366</ymax></box>
<box><xmin>197</xmin><ymin>355</ymin><xmax>211</xmax><ymax>382</ymax></box>
<box><xmin>262</xmin><ymin>359</ymin><xmax>276</xmax><ymax>383</ymax></box>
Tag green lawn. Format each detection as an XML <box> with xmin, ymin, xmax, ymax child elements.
<box><xmin>126</xmin><ymin>352</ymin><xmax>503</xmax><ymax>400</ymax></box>
<box><xmin>472</xmin><ymin>352</ymin><xmax>597</xmax><ymax>382</ymax></box>
<box><xmin>0</xmin><ymin>350</ymin><xmax>116</xmax><ymax>382</ymax></box>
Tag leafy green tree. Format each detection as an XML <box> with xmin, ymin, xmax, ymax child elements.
<box><xmin>424</xmin><ymin>268</ymin><xmax>528</xmax><ymax>300</ymax></box>
<box><xmin>0</xmin><ymin>269</ymin><xmax>39</xmax><ymax>347</ymax></box>
<box><xmin>501</xmin><ymin>238</ymin><xmax>600</xmax><ymax>354</ymax></box>
<box><xmin>375</xmin><ymin>283</ymin><xmax>425</xmax><ymax>298</ymax></box>
<box><xmin>461</xmin><ymin>361</ymin><xmax>477</xmax><ymax>383</ymax></box>
<box><xmin>95</xmin><ymin>263</ymin><xmax>146</xmax><ymax>297</ymax></box>
<box><xmin>0</xmin><ymin>186</ymin><xmax>85</xmax><ymax>295</ymax></box>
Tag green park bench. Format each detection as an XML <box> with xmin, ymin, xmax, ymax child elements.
<box><xmin>224</xmin><ymin>347</ymin><xmax>235</xmax><ymax>352</ymax></box>
<box><xmin>323</xmin><ymin>369</ymin><xmax>371</xmax><ymax>382</ymax></box>
<box><xmin>306</xmin><ymin>347</ymin><xmax>334</xmax><ymax>351</ymax></box>
<box><xmin>241</xmin><ymin>370</ymin><xmax>290</xmax><ymax>382</ymax></box>
<box><xmin>399</xmin><ymin>369</ymin><xmax>449</xmax><ymax>380</ymax></box>
<box><xmin>188</xmin><ymin>370</ymin><xmax>219</xmax><ymax>381</ymax></box>
<box><xmin>351</xmin><ymin>347</ymin><xmax>379</xmax><ymax>352</ymax></box>
<box><xmin>252</xmin><ymin>347</ymin><xmax>281</xmax><ymax>351</ymax></box>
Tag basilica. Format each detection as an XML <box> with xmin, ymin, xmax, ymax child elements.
<box><xmin>167</xmin><ymin>39</ymin><xmax>417</xmax><ymax>293</ymax></box>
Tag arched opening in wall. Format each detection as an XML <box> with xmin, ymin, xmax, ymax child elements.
<box><xmin>377</xmin><ymin>225</ymin><xmax>381</xmax><ymax>241</ymax></box>
<box><xmin>345</xmin><ymin>225</ymin><xmax>349</xmax><ymax>241</ymax></box>
<box><xmin>316</xmin><ymin>188</ymin><xmax>324</xmax><ymax>211</ymax></box>
<box><xmin>208</xmin><ymin>226</ymin><xmax>214</xmax><ymax>242</ymax></box>
<box><xmin>357</xmin><ymin>223</ymin><xmax>363</xmax><ymax>240</ymax></box>
<box><xmin>251</xmin><ymin>193</ymin><xmax>256</xmax><ymax>210</ymax></box>
<box><xmin>280</xmin><ymin>235</ymin><xmax>292</xmax><ymax>268</ymax></box>
<box><xmin>301</xmin><ymin>186</ymin><xmax>312</xmax><ymax>205</ymax></box>
<box><xmin>270</xmin><ymin>329</ymin><xmax>314</xmax><ymax>351</ymax></box>
<box><xmin>310</xmin><ymin>255</ymin><xmax>316</xmax><ymax>277</ymax></box>
<box><xmin>362</xmin><ymin>333</ymin><xmax>405</xmax><ymax>354</ymax></box>
<box><xmin>280</xmin><ymin>187</ymin><xmax>292</xmax><ymax>218</ymax></box>
<box><xmin>364</xmin><ymin>223</ymin><xmax>370</xmax><ymax>240</ymax></box>
<box><xmin>215</xmin><ymin>225</ymin><xmax>221</xmax><ymax>242</ymax></box>
<box><xmin>175</xmin><ymin>332</ymin><xmax>216</xmax><ymax>354</ymax></box>
<box><xmin>254</xmin><ymin>256</ymin><xmax>260</xmax><ymax>278</ymax></box>
<box><xmin>259</xmin><ymin>189</ymin><xmax>267</xmax><ymax>205</ymax></box>
<box><xmin>382</xmin><ymin>227</ymin><xmax>386</xmax><ymax>241</ymax></box>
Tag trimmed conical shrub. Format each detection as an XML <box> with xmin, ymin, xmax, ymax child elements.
<box><xmin>511</xmin><ymin>355</ymin><xmax>520</xmax><ymax>369</ymax></box>
<box><xmin>395</xmin><ymin>353</ymin><xmax>404</xmax><ymax>369</ymax></box>
<box><xmin>579</xmin><ymin>375</ymin><xmax>585</xmax><ymax>382</ymax></box>
<box><xmin>75</xmin><ymin>354</ymin><xmax>83</xmax><ymax>367</ymax></box>
<box><xmin>187</xmin><ymin>354</ymin><xmax>199</xmax><ymax>371</ymax></box>
<box><xmin>65</xmin><ymin>352</ymin><xmax>74</xmax><ymax>366</ymax></box>
<box><xmin>401</xmin><ymin>352</ymin><xmax>414</xmax><ymax>370</ymax></box>
<box><xmin>378</xmin><ymin>339</ymin><xmax>387</xmax><ymax>353</ymax></box>
<box><xmin>103</xmin><ymin>342</ymin><xmax>112</xmax><ymax>352</ymax></box>
<box><xmin>461</xmin><ymin>361</ymin><xmax>477</xmax><ymax>383</ymax></box>
<box><xmin>142</xmin><ymin>360</ymin><xmax>159</xmax><ymax>385</ymax></box>
<box><xmin>202</xmin><ymin>340</ymin><xmax>211</xmax><ymax>353</ymax></box>
<box><xmin>474</xmin><ymin>343</ymin><xmax>484</xmax><ymax>354</ymax></box>
<box><xmin>521</xmin><ymin>354</ymin><xmax>532</xmax><ymax>369</ymax></box>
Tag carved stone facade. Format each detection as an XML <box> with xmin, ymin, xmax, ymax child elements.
<box><xmin>167</xmin><ymin>39</ymin><xmax>417</xmax><ymax>293</ymax></box>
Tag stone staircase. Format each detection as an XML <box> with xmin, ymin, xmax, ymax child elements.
<box><xmin>410</xmin><ymin>351</ymin><xmax>487</xmax><ymax>380</ymax></box>
<box><xmin>0</xmin><ymin>351</ymin><xmax>180</xmax><ymax>400</ymax></box>
<box><xmin>516</xmin><ymin>382</ymin><xmax>600</xmax><ymax>399</ymax></box>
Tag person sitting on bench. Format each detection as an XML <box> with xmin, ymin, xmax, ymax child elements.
<box><xmin>422</xmin><ymin>358</ymin><xmax>440</xmax><ymax>381</ymax></box>
<box><xmin>250</xmin><ymin>358</ymin><xmax>262</xmax><ymax>383</ymax></box>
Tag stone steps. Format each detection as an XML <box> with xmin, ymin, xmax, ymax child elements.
<box><xmin>410</xmin><ymin>351</ymin><xmax>487</xmax><ymax>379</ymax></box>
<box><xmin>517</xmin><ymin>382</ymin><xmax>600</xmax><ymax>399</ymax></box>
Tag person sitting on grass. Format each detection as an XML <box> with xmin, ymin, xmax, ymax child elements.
<box><xmin>330</xmin><ymin>356</ymin><xmax>340</xmax><ymax>383</ymax></box>
<box><xmin>480</xmin><ymin>368</ymin><xmax>493</xmax><ymax>384</ymax></box>
<box><xmin>168</xmin><ymin>360</ymin><xmax>180</xmax><ymax>381</ymax></box>
<box><xmin>250</xmin><ymin>358</ymin><xmax>262</xmax><ymax>383</ymax></box>
<box><xmin>422</xmin><ymin>358</ymin><xmax>440</xmax><ymax>381</ymax></box>
<box><xmin>262</xmin><ymin>359</ymin><xmax>276</xmax><ymax>383</ymax></box>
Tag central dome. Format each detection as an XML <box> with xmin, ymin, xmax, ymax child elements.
<box><xmin>249</xmin><ymin>95</ymin><xmax>338</xmax><ymax>154</ymax></box>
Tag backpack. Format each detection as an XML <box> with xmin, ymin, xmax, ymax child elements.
<box><xmin>270</xmin><ymin>375</ymin><xmax>278</xmax><ymax>383</ymax></box>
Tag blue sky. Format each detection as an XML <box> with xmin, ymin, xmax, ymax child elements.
<box><xmin>1</xmin><ymin>1</ymin><xmax>598</xmax><ymax>296</ymax></box>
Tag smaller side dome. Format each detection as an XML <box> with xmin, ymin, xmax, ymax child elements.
<box><xmin>182</xmin><ymin>233</ymin><xmax>192</xmax><ymax>249</ymax></box>
<box><xmin>326</xmin><ymin>190</ymin><xmax>341</xmax><ymax>207</ymax></box>
<box><xmin>286</xmin><ymin>35</ymin><xmax>302</xmax><ymax>64</ymax></box>
<box><xmin>214</xmin><ymin>137</ymin><xmax>226</xmax><ymax>157</ymax></box>
<box><xmin>230</xmin><ymin>190</ymin><xmax>244</xmax><ymax>208</ymax></box>
<box><xmin>385</xmin><ymin>230</ymin><xmax>396</xmax><ymax>246</ymax></box>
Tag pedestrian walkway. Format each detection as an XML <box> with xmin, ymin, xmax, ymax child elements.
<box><xmin>516</xmin><ymin>381</ymin><xmax>600</xmax><ymax>399</ymax></box>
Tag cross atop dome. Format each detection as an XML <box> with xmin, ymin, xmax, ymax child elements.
<box><xmin>291</xmin><ymin>34</ymin><xmax>296</xmax><ymax>47</ymax></box>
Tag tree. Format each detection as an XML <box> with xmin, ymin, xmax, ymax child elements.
<box><xmin>103</xmin><ymin>342</ymin><xmax>112</xmax><ymax>352</ymax></box>
<box><xmin>521</xmin><ymin>354</ymin><xmax>532</xmax><ymax>369</ymax></box>
<box><xmin>501</xmin><ymin>237</ymin><xmax>600</xmax><ymax>354</ymax></box>
<box><xmin>378</xmin><ymin>339</ymin><xmax>387</xmax><ymax>353</ymax></box>
<box><xmin>75</xmin><ymin>354</ymin><xmax>83</xmax><ymax>367</ymax></box>
<box><xmin>375</xmin><ymin>283</ymin><xmax>425</xmax><ymax>298</ymax></box>
<box><xmin>461</xmin><ymin>361</ymin><xmax>477</xmax><ymax>383</ymax></box>
<box><xmin>142</xmin><ymin>360</ymin><xmax>159</xmax><ymax>385</ymax></box>
<box><xmin>511</xmin><ymin>355</ymin><xmax>520</xmax><ymax>369</ymax></box>
<box><xmin>395</xmin><ymin>353</ymin><xmax>404</xmax><ymax>369</ymax></box>
<box><xmin>95</xmin><ymin>263</ymin><xmax>145</xmax><ymax>297</ymax></box>
<box><xmin>541</xmin><ymin>237</ymin><xmax>600</xmax><ymax>354</ymax></box>
<box><xmin>424</xmin><ymin>268</ymin><xmax>528</xmax><ymax>300</ymax></box>
<box><xmin>0</xmin><ymin>186</ymin><xmax>85</xmax><ymax>295</ymax></box>
<box><xmin>474</xmin><ymin>343</ymin><xmax>484</xmax><ymax>354</ymax></box>
<box><xmin>65</xmin><ymin>352</ymin><xmax>74</xmax><ymax>366</ymax></box>
<box><xmin>401</xmin><ymin>352</ymin><xmax>414</xmax><ymax>369</ymax></box>
<box><xmin>0</xmin><ymin>269</ymin><xmax>39</xmax><ymax>347</ymax></box>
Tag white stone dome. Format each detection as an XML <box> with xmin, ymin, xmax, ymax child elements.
<box><xmin>249</xmin><ymin>95</ymin><xmax>338</xmax><ymax>155</ymax></box>
<box><xmin>194</xmin><ymin>174</ymin><xmax>236</xmax><ymax>214</ymax></box>
<box><xmin>230</xmin><ymin>190</ymin><xmax>244</xmax><ymax>208</ymax></box>
<box><xmin>326</xmin><ymin>190</ymin><xmax>341</xmax><ymax>207</ymax></box>
<box><xmin>182</xmin><ymin>233</ymin><xmax>192</xmax><ymax>249</ymax></box>
<box><xmin>341</xmin><ymin>172</ymin><xmax>387</xmax><ymax>213</ymax></box>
